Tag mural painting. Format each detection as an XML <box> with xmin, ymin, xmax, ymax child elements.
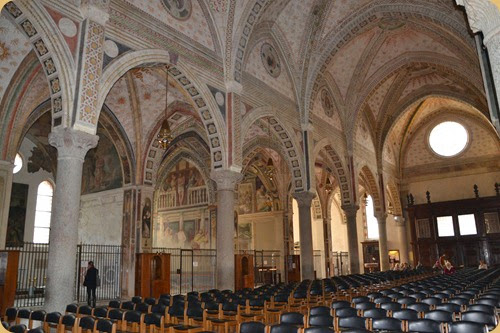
<box><xmin>82</xmin><ymin>125</ymin><xmax>123</xmax><ymax>194</ymax></box>
<box><xmin>6</xmin><ymin>183</ymin><xmax>29</xmax><ymax>247</ymax></box>
<box><xmin>155</xmin><ymin>159</ymin><xmax>210</xmax><ymax>249</ymax></box>
<box><xmin>142</xmin><ymin>198</ymin><xmax>152</xmax><ymax>239</ymax></box>
<box><xmin>237</xmin><ymin>176</ymin><xmax>276</xmax><ymax>215</ymax></box>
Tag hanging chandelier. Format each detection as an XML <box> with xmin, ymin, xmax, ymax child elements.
<box><xmin>157</xmin><ymin>65</ymin><xmax>173</xmax><ymax>149</ymax></box>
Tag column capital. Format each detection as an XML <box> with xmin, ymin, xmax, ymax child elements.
<box><xmin>49</xmin><ymin>128</ymin><xmax>99</xmax><ymax>162</ymax></box>
<box><xmin>292</xmin><ymin>191</ymin><xmax>316</xmax><ymax>207</ymax></box>
<box><xmin>210</xmin><ymin>169</ymin><xmax>243</xmax><ymax>191</ymax></box>
<box><xmin>80</xmin><ymin>0</ymin><xmax>110</xmax><ymax>25</ymax></box>
<box><xmin>455</xmin><ymin>0</ymin><xmax>500</xmax><ymax>42</ymax></box>
<box><xmin>341</xmin><ymin>204</ymin><xmax>359</xmax><ymax>217</ymax></box>
<box><xmin>375</xmin><ymin>213</ymin><xmax>388</xmax><ymax>223</ymax></box>
<box><xmin>394</xmin><ymin>215</ymin><xmax>406</xmax><ymax>227</ymax></box>
<box><xmin>225</xmin><ymin>80</ymin><xmax>243</xmax><ymax>94</ymax></box>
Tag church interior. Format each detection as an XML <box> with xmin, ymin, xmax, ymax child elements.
<box><xmin>0</xmin><ymin>0</ymin><xmax>499</xmax><ymax>332</ymax></box>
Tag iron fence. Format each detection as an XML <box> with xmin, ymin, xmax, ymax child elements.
<box><xmin>238</xmin><ymin>250</ymin><xmax>282</xmax><ymax>286</ymax></box>
<box><xmin>332</xmin><ymin>251</ymin><xmax>349</xmax><ymax>276</ymax></box>
<box><xmin>75</xmin><ymin>244</ymin><xmax>122</xmax><ymax>303</ymax></box>
<box><xmin>152</xmin><ymin>248</ymin><xmax>216</xmax><ymax>294</ymax></box>
<box><xmin>6</xmin><ymin>242</ymin><xmax>49</xmax><ymax>307</ymax></box>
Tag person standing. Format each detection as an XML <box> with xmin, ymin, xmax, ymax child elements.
<box><xmin>83</xmin><ymin>261</ymin><xmax>98</xmax><ymax>307</ymax></box>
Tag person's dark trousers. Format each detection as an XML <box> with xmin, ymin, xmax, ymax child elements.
<box><xmin>87</xmin><ymin>286</ymin><xmax>96</xmax><ymax>307</ymax></box>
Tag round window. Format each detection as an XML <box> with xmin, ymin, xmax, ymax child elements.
<box><xmin>13</xmin><ymin>153</ymin><xmax>23</xmax><ymax>174</ymax></box>
<box><xmin>429</xmin><ymin>121</ymin><xmax>468</xmax><ymax>157</ymax></box>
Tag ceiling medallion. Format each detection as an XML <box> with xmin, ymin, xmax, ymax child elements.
<box><xmin>320</xmin><ymin>88</ymin><xmax>334</xmax><ymax>118</ymax></box>
<box><xmin>378</xmin><ymin>17</ymin><xmax>406</xmax><ymax>31</ymax></box>
<box><xmin>260</xmin><ymin>43</ymin><xmax>281</xmax><ymax>78</ymax></box>
<box><xmin>162</xmin><ymin>0</ymin><xmax>192</xmax><ymax>21</ymax></box>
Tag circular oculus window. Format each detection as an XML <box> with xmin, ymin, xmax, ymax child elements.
<box><xmin>428</xmin><ymin>121</ymin><xmax>468</xmax><ymax>157</ymax></box>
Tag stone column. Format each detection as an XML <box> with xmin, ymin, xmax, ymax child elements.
<box><xmin>211</xmin><ymin>169</ymin><xmax>242</xmax><ymax>291</ymax></box>
<box><xmin>292</xmin><ymin>191</ymin><xmax>316</xmax><ymax>280</ymax></box>
<box><xmin>376</xmin><ymin>213</ymin><xmax>390</xmax><ymax>271</ymax></box>
<box><xmin>323</xmin><ymin>216</ymin><xmax>332</xmax><ymax>277</ymax></box>
<box><xmin>45</xmin><ymin>128</ymin><xmax>98</xmax><ymax>312</ymax></box>
<box><xmin>0</xmin><ymin>161</ymin><xmax>14</xmax><ymax>249</ymax></box>
<box><xmin>395</xmin><ymin>215</ymin><xmax>409</xmax><ymax>264</ymax></box>
<box><xmin>342</xmin><ymin>205</ymin><xmax>360</xmax><ymax>274</ymax></box>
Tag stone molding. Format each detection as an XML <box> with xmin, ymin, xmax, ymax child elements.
<box><xmin>210</xmin><ymin>169</ymin><xmax>243</xmax><ymax>191</ymax></box>
<box><xmin>292</xmin><ymin>191</ymin><xmax>316</xmax><ymax>208</ymax></box>
<box><xmin>225</xmin><ymin>80</ymin><xmax>243</xmax><ymax>94</ymax></box>
<box><xmin>341</xmin><ymin>204</ymin><xmax>359</xmax><ymax>218</ymax></box>
<box><xmin>80</xmin><ymin>0</ymin><xmax>110</xmax><ymax>25</ymax></box>
<box><xmin>48</xmin><ymin>128</ymin><xmax>99</xmax><ymax>162</ymax></box>
<box><xmin>456</xmin><ymin>0</ymin><xmax>500</xmax><ymax>42</ymax></box>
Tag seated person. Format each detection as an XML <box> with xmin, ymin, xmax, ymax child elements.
<box><xmin>443</xmin><ymin>260</ymin><xmax>456</xmax><ymax>275</ymax></box>
<box><xmin>478</xmin><ymin>260</ymin><xmax>488</xmax><ymax>270</ymax></box>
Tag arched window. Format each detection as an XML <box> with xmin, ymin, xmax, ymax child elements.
<box><xmin>13</xmin><ymin>153</ymin><xmax>23</xmax><ymax>174</ymax></box>
<box><xmin>366</xmin><ymin>195</ymin><xmax>379</xmax><ymax>240</ymax></box>
<box><xmin>33</xmin><ymin>180</ymin><xmax>54</xmax><ymax>243</ymax></box>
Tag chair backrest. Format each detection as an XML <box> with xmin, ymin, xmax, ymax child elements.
<box><xmin>121</xmin><ymin>301</ymin><xmax>135</xmax><ymax>310</ymax></box>
<box><xmin>186</xmin><ymin>304</ymin><xmax>203</xmax><ymax>318</ymax></box>
<box><xmin>354</xmin><ymin>302</ymin><xmax>375</xmax><ymax>310</ymax></box>
<box><xmin>61</xmin><ymin>314</ymin><xmax>77</xmax><ymax>327</ymax></box>
<box><xmin>371</xmin><ymin>317</ymin><xmax>402</xmax><ymax>331</ymax></box>
<box><xmin>239</xmin><ymin>321</ymin><xmax>266</xmax><ymax>333</ymax></box>
<box><xmin>337</xmin><ymin>316</ymin><xmax>366</xmax><ymax>330</ymax></box>
<box><xmin>352</xmin><ymin>296</ymin><xmax>369</xmax><ymax>304</ymax></box>
<box><xmin>308</xmin><ymin>315</ymin><xmax>333</xmax><ymax>327</ymax></box>
<box><xmin>330</xmin><ymin>300</ymin><xmax>351</xmax><ymax>309</ymax></box>
<box><xmin>135</xmin><ymin>303</ymin><xmax>149</xmax><ymax>313</ymax></box>
<box><xmin>96</xmin><ymin>319</ymin><xmax>115</xmax><ymax>333</ymax></box>
<box><xmin>335</xmin><ymin>307</ymin><xmax>358</xmax><ymax>318</ymax></box>
<box><xmin>475</xmin><ymin>298</ymin><xmax>497</xmax><ymax>307</ymax></box>
<box><xmin>435</xmin><ymin>303</ymin><xmax>461</xmax><ymax>313</ymax></box>
<box><xmin>448</xmin><ymin>298</ymin><xmax>468</xmax><ymax>306</ymax></box>
<box><xmin>17</xmin><ymin>309</ymin><xmax>31</xmax><ymax>319</ymax></box>
<box><xmin>144</xmin><ymin>313</ymin><xmax>162</xmax><ymax>327</ymax></box>
<box><xmin>5</xmin><ymin>308</ymin><xmax>17</xmax><ymax>321</ymax></box>
<box><xmin>65</xmin><ymin>304</ymin><xmax>78</xmax><ymax>314</ymax></box>
<box><xmin>9</xmin><ymin>324</ymin><xmax>26</xmax><ymax>333</ymax></box>
<box><xmin>467</xmin><ymin>304</ymin><xmax>495</xmax><ymax>315</ymax></box>
<box><xmin>421</xmin><ymin>297</ymin><xmax>442</xmax><ymax>306</ymax></box>
<box><xmin>461</xmin><ymin>311</ymin><xmax>497</xmax><ymax>327</ymax></box>
<box><xmin>222</xmin><ymin>301</ymin><xmax>238</xmax><ymax>312</ymax></box>
<box><xmin>380</xmin><ymin>302</ymin><xmax>401</xmax><ymax>311</ymax></box>
<box><xmin>447</xmin><ymin>321</ymin><xmax>488</xmax><ymax>333</ymax></box>
<box><xmin>269</xmin><ymin>323</ymin><xmax>299</xmax><ymax>333</ymax></box>
<box><xmin>131</xmin><ymin>296</ymin><xmax>142</xmax><ymax>304</ymax></box>
<box><xmin>303</xmin><ymin>327</ymin><xmax>335</xmax><ymax>333</ymax></box>
<box><xmin>107</xmin><ymin>309</ymin><xmax>124</xmax><ymax>321</ymax></box>
<box><xmin>108</xmin><ymin>300</ymin><xmax>121</xmax><ymax>309</ymax></box>
<box><xmin>397</xmin><ymin>297</ymin><xmax>416</xmax><ymax>305</ymax></box>
<box><xmin>30</xmin><ymin>310</ymin><xmax>46</xmax><ymax>322</ymax></box>
<box><xmin>361</xmin><ymin>308</ymin><xmax>386</xmax><ymax>319</ymax></box>
<box><xmin>79</xmin><ymin>316</ymin><xmax>96</xmax><ymax>330</ymax></box>
<box><xmin>424</xmin><ymin>310</ymin><xmax>453</xmax><ymax>323</ymax></box>
<box><xmin>309</xmin><ymin>306</ymin><xmax>330</xmax><ymax>316</ymax></box>
<box><xmin>407</xmin><ymin>319</ymin><xmax>441</xmax><ymax>333</ymax></box>
<box><xmin>280</xmin><ymin>312</ymin><xmax>304</xmax><ymax>326</ymax></box>
<box><xmin>124</xmin><ymin>311</ymin><xmax>142</xmax><ymax>323</ymax></box>
<box><xmin>93</xmin><ymin>307</ymin><xmax>108</xmax><ymax>319</ymax></box>
<box><xmin>79</xmin><ymin>306</ymin><xmax>93</xmax><ymax>316</ymax></box>
<box><xmin>392</xmin><ymin>309</ymin><xmax>419</xmax><ymax>321</ymax></box>
<box><xmin>373</xmin><ymin>297</ymin><xmax>392</xmax><ymax>304</ymax></box>
<box><xmin>274</xmin><ymin>294</ymin><xmax>289</xmax><ymax>303</ymax></box>
<box><xmin>45</xmin><ymin>312</ymin><xmax>61</xmax><ymax>324</ymax></box>
<box><xmin>407</xmin><ymin>302</ymin><xmax>430</xmax><ymax>313</ymax></box>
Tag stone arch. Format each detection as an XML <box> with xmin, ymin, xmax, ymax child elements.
<box><xmin>4</xmin><ymin>1</ymin><xmax>76</xmax><ymax>129</ymax></box>
<box><xmin>305</xmin><ymin>0</ymin><xmax>479</xmax><ymax>123</ymax></box>
<box><xmin>155</xmin><ymin>148</ymin><xmax>216</xmax><ymax>205</ymax></box>
<box><xmin>241</xmin><ymin>109</ymin><xmax>305</xmax><ymax>192</ymax></box>
<box><xmin>231</xmin><ymin>0</ymin><xmax>271</xmax><ymax>83</ymax></box>
<box><xmin>386</xmin><ymin>180</ymin><xmax>403</xmax><ymax>216</ymax></box>
<box><xmin>312</xmin><ymin>138</ymin><xmax>353</xmax><ymax>207</ymax></box>
<box><xmin>358</xmin><ymin>165</ymin><xmax>383</xmax><ymax>214</ymax></box>
<box><xmin>97</xmin><ymin>49</ymin><xmax>226</xmax><ymax>169</ymax></box>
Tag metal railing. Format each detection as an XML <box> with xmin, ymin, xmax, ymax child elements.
<box><xmin>6</xmin><ymin>242</ymin><xmax>49</xmax><ymax>307</ymax></box>
<box><xmin>152</xmin><ymin>247</ymin><xmax>216</xmax><ymax>294</ymax></box>
<box><xmin>238</xmin><ymin>249</ymin><xmax>282</xmax><ymax>286</ymax></box>
<box><xmin>75</xmin><ymin>244</ymin><xmax>122</xmax><ymax>303</ymax></box>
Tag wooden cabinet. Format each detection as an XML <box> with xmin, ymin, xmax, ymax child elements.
<box><xmin>0</xmin><ymin>251</ymin><xmax>19</xmax><ymax>317</ymax></box>
<box><xmin>235</xmin><ymin>254</ymin><xmax>254</xmax><ymax>290</ymax></box>
<box><xmin>286</xmin><ymin>255</ymin><xmax>301</xmax><ymax>283</ymax></box>
<box><xmin>362</xmin><ymin>241</ymin><xmax>380</xmax><ymax>272</ymax></box>
<box><xmin>135</xmin><ymin>253</ymin><xmax>170</xmax><ymax>298</ymax></box>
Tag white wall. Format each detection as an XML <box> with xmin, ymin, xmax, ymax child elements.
<box><xmin>79</xmin><ymin>188</ymin><xmax>124</xmax><ymax>245</ymax></box>
<box><xmin>330</xmin><ymin>201</ymin><xmax>348</xmax><ymax>252</ymax></box>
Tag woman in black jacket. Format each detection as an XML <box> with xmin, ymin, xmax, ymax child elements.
<box><xmin>83</xmin><ymin>261</ymin><xmax>98</xmax><ymax>307</ymax></box>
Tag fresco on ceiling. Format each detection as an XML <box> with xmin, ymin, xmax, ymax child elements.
<box><xmin>162</xmin><ymin>0</ymin><xmax>192</xmax><ymax>20</ymax></box>
<box><xmin>6</xmin><ymin>183</ymin><xmax>29</xmax><ymax>247</ymax></box>
<box><xmin>82</xmin><ymin>125</ymin><xmax>123</xmax><ymax>194</ymax></box>
<box><xmin>238</xmin><ymin>174</ymin><xmax>278</xmax><ymax>215</ymax></box>
<box><xmin>158</xmin><ymin>159</ymin><xmax>207</xmax><ymax>209</ymax></box>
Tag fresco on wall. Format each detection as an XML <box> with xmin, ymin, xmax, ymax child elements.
<box><xmin>6</xmin><ymin>183</ymin><xmax>29</xmax><ymax>247</ymax></box>
<box><xmin>82</xmin><ymin>126</ymin><xmax>123</xmax><ymax>194</ymax></box>
<box><xmin>142</xmin><ymin>198</ymin><xmax>152</xmax><ymax>239</ymax></box>
<box><xmin>157</xmin><ymin>159</ymin><xmax>206</xmax><ymax>209</ymax></box>
<box><xmin>157</xmin><ymin>215</ymin><xmax>211</xmax><ymax>249</ymax></box>
<box><xmin>25</xmin><ymin>112</ymin><xmax>57</xmax><ymax>175</ymax></box>
<box><xmin>237</xmin><ymin>175</ymin><xmax>277</xmax><ymax>215</ymax></box>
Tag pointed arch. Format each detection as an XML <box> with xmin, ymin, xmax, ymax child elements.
<box><xmin>359</xmin><ymin>165</ymin><xmax>383</xmax><ymax>214</ymax></box>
